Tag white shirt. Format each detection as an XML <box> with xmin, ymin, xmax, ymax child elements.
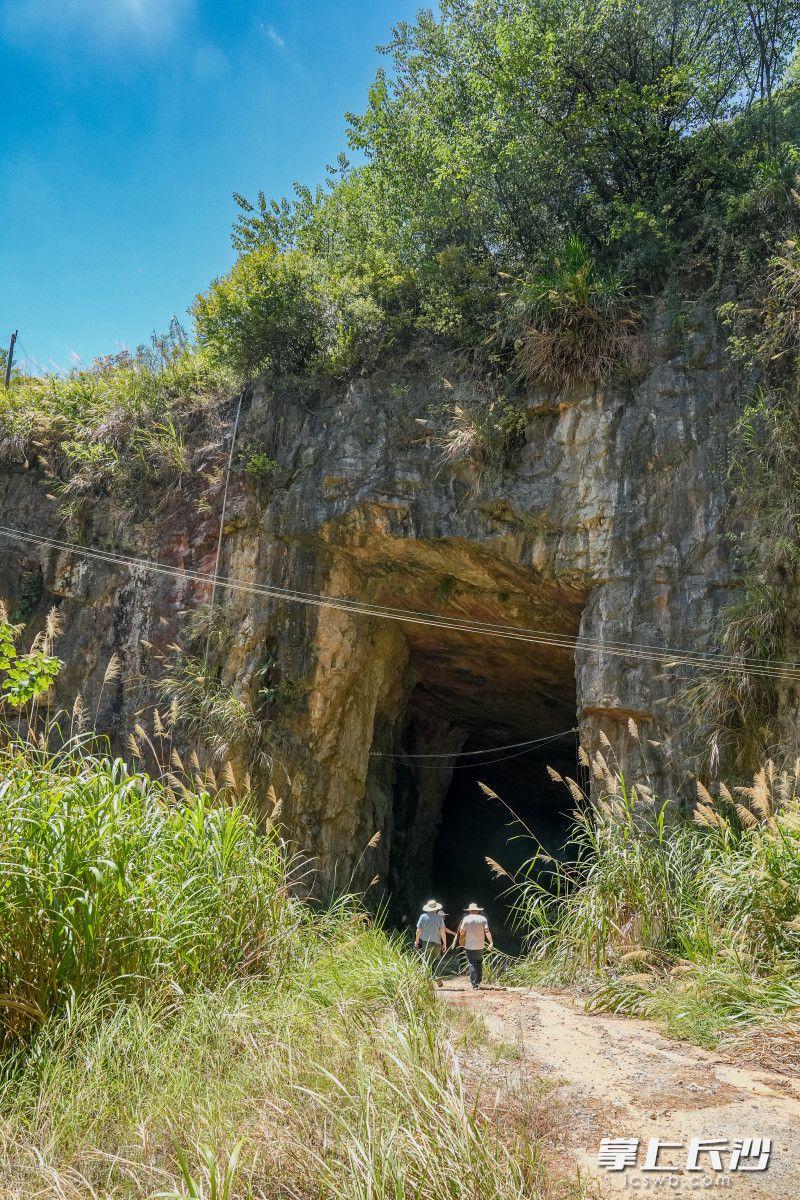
<box><xmin>459</xmin><ymin>913</ymin><xmax>489</xmax><ymax>949</ymax></box>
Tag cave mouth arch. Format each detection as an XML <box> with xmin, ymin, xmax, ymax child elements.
<box><xmin>378</xmin><ymin>602</ymin><xmax>584</xmax><ymax>948</ymax></box>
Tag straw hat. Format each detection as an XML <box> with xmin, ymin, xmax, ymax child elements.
<box><xmin>422</xmin><ymin>899</ymin><xmax>443</xmax><ymax>912</ymax></box>
<box><xmin>464</xmin><ymin>902</ymin><xmax>484</xmax><ymax>913</ymax></box>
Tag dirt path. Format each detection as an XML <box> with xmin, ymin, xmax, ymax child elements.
<box><xmin>442</xmin><ymin>979</ymin><xmax>800</xmax><ymax>1198</ymax></box>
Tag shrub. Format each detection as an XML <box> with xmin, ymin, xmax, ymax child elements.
<box><xmin>193</xmin><ymin>244</ymin><xmax>324</xmax><ymax>378</ymax></box>
<box><xmin>160</xmin><ymin>657</ymin><xmax>266</xmax><ymax>768</ymax></box>
<box><xmin>0</xmin><ymin>607</ymin><xmax>61</xmax><ymax>711</ymax></box>
<box><xmin>700</xmin><ymin>235</ymin><xmax>800</xmax><ymax>772</ymax></box>
<box><xmin>502</xmin><ymin>238</ymin><xmax>642</xmax><ymax>389</ymax></box>
<box><xmin>242</xmin><ymin>450</ymin><xmax>278</xmax><ymax>484</ymax></box>
<box><xmin>722</xmin><ymin>237</ymin><xmax>800</xmax><ymax>374</ymax></box>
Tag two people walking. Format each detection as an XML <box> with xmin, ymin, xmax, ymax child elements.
<box><xmin>414</xmin><ymin>899</ymin><xmax>493</xmax><ymax>989</ymax></box>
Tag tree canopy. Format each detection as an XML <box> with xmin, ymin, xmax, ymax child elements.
<box><xmin>195</xmin><ymin>0</ymin><xmax>800</xmax><ymax>380</ymax></box>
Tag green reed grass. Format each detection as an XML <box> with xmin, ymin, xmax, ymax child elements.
<box><xmin>0</xmin><ymin>739</ymin><xmax>302</xmax><ymax>1043</ymax></box>
<box><xmin>0</xmin><ymin>735</ymin><xmax>569</xmax><ymax>1199</ymax></box>
<box><xmin>0</xmin><ymin>917</ymin><xmax>559</xmax><ymax>1199</ymax></box>
<box><xmin>509</xmin><ymin>749</ymin><xmax>800</xmax><ymax>1046</ymax></box>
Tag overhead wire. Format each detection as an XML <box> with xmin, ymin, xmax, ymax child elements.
<box><xmin>370</xmin><ymin>730</ymin><xmax>577</xmax><ymax>759</ymax></box>
<box><xmin>16</xmin><ymin>339</ymin><xmax>44</xmax><ymax>377</ymax></box>
<box><xmin>2</xmin><ymin>522</ymin><xmax>800</xmax><ymax>683</ymax></box>
<box><xmin>373</xmin><ymin>728</ymin><xmax>580</xmax><ymax>770</ymax></box>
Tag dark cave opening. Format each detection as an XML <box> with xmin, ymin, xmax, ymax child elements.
<box><xmin>373</xmin><ymin>562</ymin><xmax>587</xmax><ymax>949</ymax></box>
<box><xmin>385</xmin><ymin>651</ymin><xmax>582</xmax><ymax>950</ymax></box>
<box><xmin>430</xmin><ymin>737</ymin><xmax>578</xmax><ymax>952</ymax></box>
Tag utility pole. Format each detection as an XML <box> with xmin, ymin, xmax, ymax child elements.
<box><xmin>4</xmin><ymin>330</ymin><xmax>17</xmax><ymax>388</ymax></box>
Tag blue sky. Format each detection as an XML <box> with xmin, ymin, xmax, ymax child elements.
<box><xmin>0</xmin><ymin>0</ymin><xmax>421</xmax><ymax>372</ymax></box>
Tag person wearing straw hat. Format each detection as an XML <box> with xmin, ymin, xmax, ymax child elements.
<box><xmin>415</xmin><ymin>899</ymin><xmax>447</xmax><ymax>985</ymax></box>
<box><xmin>454</xmin><ymin>903</ymin><xmax>493</xmax><ymax>989</ymax></box>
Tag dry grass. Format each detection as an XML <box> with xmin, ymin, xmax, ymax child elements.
<box><xmin>438</xmin><ymin>398</ymin><xmax>526</xmax><ymax>473</ymax></box>
<box><xmin>720</xmin><ymin>1018</ymin><xmax>800</xmax><ymax>1076</ymax></box>
<box><xmin>515</xmin><ymin>315</ymin><xmax>642</xmax><ymax>391</ymax></box>
<box><xmin>504</xmin><ymin>238</ymin><xmax>643</xmax><ymax>390</ymax></box>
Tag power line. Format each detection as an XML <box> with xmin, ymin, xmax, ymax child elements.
<box><xmin>370</xmin><ymin>728</ymin><xmax>578</xmax><ymax>760</ymax></box>
<box><xmin>2</xmin><ymin>522</ymin><xmax>799</xmax><ymax>681</ymax></box>
<box><xmin>372</xmin><ymin>727</ymin><xmax>579</xmax><ymax>770</ymax></box>
<box><xmin>1</xmin><ymin>522</ymin><xmax>800</xmax><ymax>682</ymax></box>
<box><xmin>17</xmin><ymin>339</ymin><xmax>44</xmax><ymax>377</ymax></box>
<box><xmin>447</xmin><ymin>732</ymin><xmax>578</xmax><ymax>769</ymax></box>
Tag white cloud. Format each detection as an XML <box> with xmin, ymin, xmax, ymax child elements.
<box><xmin>262</xmin><ymin>23</ymin><xmax>285</xmax><ymax>50</ymax></box>
<box><xmin>1</xmin><ymin>0</ymin><xmax>194</xmax><ymax>50</ymax></box>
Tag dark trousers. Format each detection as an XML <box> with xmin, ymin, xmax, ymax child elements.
<box><xmin>465</xmin><ymin>949</ymin><xmax>483</xmax><ymax>988</ymax></box>
<box><xmin>420</xmin><ymin>942</ymin><xmax>443</xmax><ymax>974</ymax></box>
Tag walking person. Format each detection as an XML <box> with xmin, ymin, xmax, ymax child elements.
<box><xmin>415</xmin><ymin>899</ymin><xmax>447</xmax><ymax>986</ymax></box>
<box><xmin>455</xmin><ymin>902</ymin><xmax>493</xmax><ymax>989</ymax></box>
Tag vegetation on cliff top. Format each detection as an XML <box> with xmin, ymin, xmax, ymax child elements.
<box><xmin>199</xmin><ymin>0</ymin><xmax>800</xmax><ymax>382</ymax></box>
<box><xmin>3</xmin><ymin>1</ymin><xmax>800</xmax><ymax>448</ymax></box>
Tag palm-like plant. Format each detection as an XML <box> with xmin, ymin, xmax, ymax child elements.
<box><xmin>506</xmin><ymin>237</ymin><xmax>642</xmax><ymax>389</ymax></box>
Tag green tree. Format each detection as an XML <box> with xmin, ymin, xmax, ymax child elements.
<box><xmin>223</xmin><ymin>0</ymin><xmax>800</xmax><ymax>370</ymax></box>
<box><xmin>193</xmin><ymin>244</ymin><xmax>325</xmax><ymax>378</ymax></box>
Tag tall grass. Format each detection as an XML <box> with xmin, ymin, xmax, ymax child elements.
<box><xmin>509</xmin><ymin>736</ymin><xmax>800</xmax><ymax>1047</ymax></box>
<box><xmin>0</xmin><ymin>323</ymin><xmax>231</xmax><ymax>518</ymax></box>
<box><xmin>0</xmin><ymin>739</ymin><xmax>301</xmax><ymax>1043</ymax></box>
<box><xmin>0</xmin><ymin>875</ymin><xmax>556</xmax><ymax>1199</ymax></box>
<box><xmin>0</xmin><ymin>732</ymin><xmax>567</xmax><ymax>1198</ymax></box>
<box><xmin>438</xmin><ymin>398</ymin><xmax>526</xmax><ymax>474</ymax></box>
<box><xmin>503</xmin><ymin>238</ymin><xmax>642</xmax><ymax>389</ymax></box>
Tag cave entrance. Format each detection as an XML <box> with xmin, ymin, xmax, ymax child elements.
<box><xmin>430</xmin><ymin>736</ymin><xmax>578</xmax><ymax>951</ymax></box>
<box><xmin>378</xmin><ymin>568</ymin><xmax>585</xmax><ymax>951</ymax></box>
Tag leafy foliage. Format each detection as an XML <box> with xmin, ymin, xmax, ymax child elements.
<box><xmin>210</xmin><ymin>0</ymin><xmax>800</xmax><ymax>391</ymax></box>
<box><xmin>0</xmin><ymin>608</ymin><xmax>61</xmax><ymax>710</ymax></box>
<box><xmin>9</xmin><ymin>1</ymin><xmax>800</xmax><ymax>447</ymax></box>
<box><xmin>0</xmin><ymin>739</ymin><xmax>299</xmax><ymax>1043</ymax></box>
<box><xmin>193</xmin><ymin>245</ymin><xmax>325</xmax><ymax>378</ymax></box>
<box><xmin>242</xmin><ymin>449</ymin><xmax>278</xmax><ymax>485</ymax></box>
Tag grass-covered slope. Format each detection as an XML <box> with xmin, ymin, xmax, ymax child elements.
<box><xmin>507</xmin><ymin>732</ymin><xmax>800</xmax><ymax>1051</ymax></box>
<box><xmin>0</xmin><ymin>611</ymin><xmax>555</xmax><ymax>1200</ymax></box>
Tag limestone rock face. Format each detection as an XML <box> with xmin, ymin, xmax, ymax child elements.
<box><xmin>0</xmin><ymin>319</ymin><xmax>740</xmax><ymax>908</ymax></box>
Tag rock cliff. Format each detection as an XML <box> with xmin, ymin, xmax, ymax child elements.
<box><xmin>0</xmin><ymin>311</ymin><xmax>741</xmax><ymax>910</ymax></box>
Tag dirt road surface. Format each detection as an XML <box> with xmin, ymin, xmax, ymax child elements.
<box><xmin>442</xmin><ymin>980</ymin><xmax>800</xmax><ymax>1199</ymax></box>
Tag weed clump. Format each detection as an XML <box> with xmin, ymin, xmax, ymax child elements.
<box><xmin>502</xmin><ymin>239</ymin><xmax>643</xmax><ymax>390</ymax></box>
